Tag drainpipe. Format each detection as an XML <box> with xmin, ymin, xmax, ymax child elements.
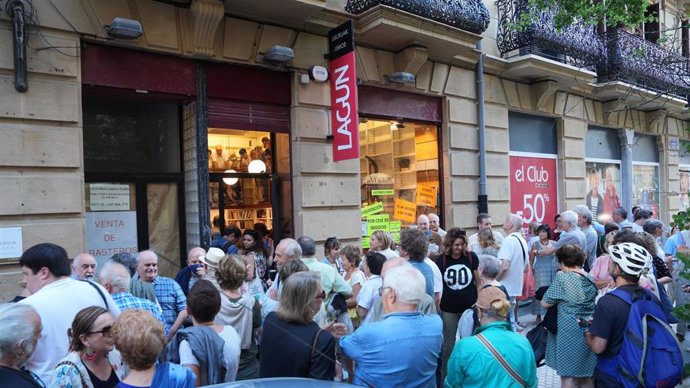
<box><xmin>618</xmin><ymin>128</ymin><xmax>634</xmax><ymax>220</ymax></box>
<box><xmin>476</xmin><ymin>40</ymin><xmax>488</xmax><ymax>214</ymax></box>
<box><xmin>7</xmin><ymin>0</ymin><xmax>27</xmax><ymax>92</ymax></box>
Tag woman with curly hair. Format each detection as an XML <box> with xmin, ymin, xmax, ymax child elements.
<box><xmin>434</xmin><ymin>227</ymin><xmax>479</xmax><ymax>376</ymax></box>
<box><xmin>113</xmin><ymin>309</ymin><xmax>194</xmax><ymax>388</ymax></box>
<box><xmin>240</xmin><ymin>229</ymin><xmax>270</xmax><ymax>288</ymax></box>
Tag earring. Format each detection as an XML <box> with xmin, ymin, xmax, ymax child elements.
<box><xmin>83</xmin><ymin>347</ymin><xmax>97</xmax><ymax>362</ymax></box>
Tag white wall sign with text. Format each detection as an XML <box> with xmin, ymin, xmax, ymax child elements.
<box><xmin>89</xmin><ymin>183</ymin><xmax>131</xmax><ymax>211</ymax></box>
<box><xmin>0</xmin><ymin>227</ymin><xmax>22</xmax><ymax>259</ymax></box>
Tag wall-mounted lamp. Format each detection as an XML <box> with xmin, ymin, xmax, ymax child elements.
<box><xmin>223</xmin><ymin>170</ymin><xmax>239</xmax><ymax>185</ymax></box>
<box><xmin>385</xmin><ymin>72</ymin><xmax>416</xmax><ymax>84</ymax></box>
<box><xmin>262</xmin><ymin>45</ymin><xmax>294</xmax><ymax>64</ymax></box>
<box><xmin>248</xmin><ymin>160</ymin><xmax>267</xmax><ymax>174</ymax></box>
<box><xmin>390</xmin><ymin>121</ymin><xmax>404</xmax><ymax>131</ymax></box>
<box><xmin>105</xmin><ymin>18</ymin><xmax>143</xmax><ymax>40</ymax></box>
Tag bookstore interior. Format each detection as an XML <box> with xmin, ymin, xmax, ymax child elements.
<box><xmin>359</xmin><ymin>118</ymin><xmax>440</xmax><ymax>248</ymax></box>
<box><xmin>209</xmin><ymin>129</ymin><xmax>273</xmax><ymax>235</ymax></box>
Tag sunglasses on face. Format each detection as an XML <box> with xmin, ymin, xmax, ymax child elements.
<box><xmin>86</xmin><ymin>325</ymin><xmax>113</xmax><ymax>337</ymax></box>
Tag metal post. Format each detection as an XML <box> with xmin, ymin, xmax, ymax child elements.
<box><xmin>196</xmin><ymin>62</ymin><xmax>211</xmax><ymax>249</ymax></box>
<box><xmin>476</xmin><ymin>40</ymin><xmax>488</xmax><ymax>214</ymax></box>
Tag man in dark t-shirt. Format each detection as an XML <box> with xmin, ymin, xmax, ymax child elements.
<box><xmin>586</xmin><ymin>242</ymin><xmax>656</xmax><ymax>387</ymax></box>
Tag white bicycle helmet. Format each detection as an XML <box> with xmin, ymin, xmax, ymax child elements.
<box><xmin>608</xmin><ymin>242</ymin><xmax>652</xmax><ymax>276</ymax></box>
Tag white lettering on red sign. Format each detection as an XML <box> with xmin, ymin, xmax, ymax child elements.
<box><xmin>333</xmin><ymin>64</ymin><xmax>353</xmax><ymax>151</ymax></box>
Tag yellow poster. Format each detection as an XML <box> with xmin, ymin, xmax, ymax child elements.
<box><xmin>416</xmin><ymin>186</ymin><xmax>437</xmax><ymax>207</ymax></box>
<box><xmin>394</xmin><ymin>198</ymin><xmax>417</xmax><ymax>223</ymax></box>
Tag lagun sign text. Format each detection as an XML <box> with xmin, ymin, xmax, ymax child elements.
<box><xmin>329</xmin><ymin>20</ymin><xmax>359</xmax><ymax>161</ymax></box>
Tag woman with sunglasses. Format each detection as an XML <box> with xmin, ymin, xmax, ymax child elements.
<box><xmin>259</xmin><ymin>271</ymin><xmax>345</xmax><ymax>380</ymax></box>
<box><xmin>50</xmin><ymin>306</ymin><xmax>126</xmax><ymax>388</ymax></box>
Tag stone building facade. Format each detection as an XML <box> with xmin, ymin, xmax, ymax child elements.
<box><xmin>0</xmin><ymin>0</ymin><xmax>688</xmax><ymax>300</ymax></box>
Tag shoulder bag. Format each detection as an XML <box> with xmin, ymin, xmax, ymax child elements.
<box><xmin>476</xmin><ymin>333</ymin><xmax>527</xmax><ymax>387</ymax></box>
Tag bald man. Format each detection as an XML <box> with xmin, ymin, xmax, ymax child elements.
<box><xmin>72</xmin><ymin>253</ymin><xmax>97</xmax><ymax>280</ymax></box>
<box><xmin>175</xmin><ymin>247</ymin><xmax>206</xmax><ymax>296</ymax></box>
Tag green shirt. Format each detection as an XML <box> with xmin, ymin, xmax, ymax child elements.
<box><xmin>445</xmin><ymin>321</ymin><xmax>538</xmax><ymax>388</ymax></box>
<box><xmin>301</xmin><ymin>258</ymin><xmax>352</xmax><ymax>296</ymax></box>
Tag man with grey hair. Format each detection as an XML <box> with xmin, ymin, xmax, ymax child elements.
<box><xmin>71</xmin><ymin>253</ymin><xmax>97</xmax><ymax>280</ymax></box>
<box><xmin>99</xmin><ymin>261</ymin><xmax>168</xmax><ymax>334</ymax></box>
<box><xmin>428</xmin><ymin>213</ymin><xmax>446</xmax><ymax>238</ymax></box>
<box><xmin>265</xmin><ymin>238</ymin><xmax>303</xmax><ymax>302</ymax></box>
<box><xmin>341</xmin><ymin>265</ymin><xmax>442</xmax><ymax>387</ymax></box>
<box><xmin>573</xmin><ymin>205</ymin><xmax>598</xmax><ymax>270</ymax></box>
<box><xmin>297</xmin><ymin>236</ymin><xmax>351</xmax><ymax>297</ymax></box>
<box><xmin>496</xmin><ymin>214</ymin><xmax>528</xmax><ymax>328</ymax></box>
<box><xmin>536</xmin><ymin>210</ymin><xmax>587</xmax><ymax>258</ymax></box>
<box><xmin>0</xmin><ymin>303</ymin><xmax>42</xmax><ymax>387</ymax></box>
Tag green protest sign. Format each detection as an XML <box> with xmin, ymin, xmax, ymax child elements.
<box><xmin>372</xmin><ymin>189</ymin><xmax>394</xmax><ymax>196</ymax></box>
<box><xmin>362</xmin><ymin>237</ymin><xmax>371</xmax><ymax>249</ymax></box>
<box><xmin>389</xmin><ymin>221</ymin><xmax>401</xmax><ymax>233</ymax></box>
<box><xmin>366</xmin><ymin>214</ymin><xmax>390</xmax><ymax>235</ymax></box>
<box><xmin>361</xmin><ymin>202</ymin><xmax>384</xmax><ymax>218</ymax></box>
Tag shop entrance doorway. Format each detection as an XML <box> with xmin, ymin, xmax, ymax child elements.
<box><xmin>208</xmin><ymin>129</ymin><xmax>292</xmax><ymax>242</ymax></box>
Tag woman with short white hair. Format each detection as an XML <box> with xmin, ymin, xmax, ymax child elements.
<box><xmin>0</xmin><ymin>304</ymin><xmax>43</xmax><ymax>387</ymax></box>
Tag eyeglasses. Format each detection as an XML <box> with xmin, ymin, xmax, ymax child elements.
<box><xmin>86</xmin><ymin>325</ymin><xmax>113</xmax><ymax>337</ymax></box>
<box><xmin>378</xmin><ymin>286</ymin><xmax>392</xmax><ymax>296</ymax></box>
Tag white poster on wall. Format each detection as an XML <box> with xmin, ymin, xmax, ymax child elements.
<box><xmin>0</xmin><ymin>227</ymin><xmax>22</xmax><ymax>259</ymax></box>
<box><xmin>86</xmin><ymin>211</ymin><xmax>138</xmax><ymax>264</ymax></box>
<box><xmin>90</xmin><ymin>183</ymin><xmax>130</xmax><ymax>211</ymax></box>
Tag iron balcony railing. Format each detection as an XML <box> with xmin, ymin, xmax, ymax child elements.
<box><xmin>346</xmin><ymin>0</ymin><xmax>490</xmax><ymax>35</ymax></box>
<box><xmin>598</xmin><ymin>28</ymin><xmax>690</xmax><ymax>98</ymax></box>
<box><xmin>495</xmin><ymin>0</ymin><xmax>605</xmax><ymax>67</ymax></box>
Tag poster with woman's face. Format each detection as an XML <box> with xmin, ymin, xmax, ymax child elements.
<box><xmin>585</xmin><ymin>162</ymin><xmax>622</xmax><ymax>222</ymax></box>
<box><xmin>632</xmin><ymin>165</ymin><xmax>659</xmax><ymax>219</ymax></box>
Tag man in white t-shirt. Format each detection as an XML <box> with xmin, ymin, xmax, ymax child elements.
<box><xmin>468</xmin><ymin>213</ymin><xmax>504</xmax><ymax>252</ymax></box>
<box><xmin>19</xmin><ymin>243</ymin><xmax>120</xmax><ymax>383</ymax></box>
<box><xmin>496</xmin><ymin>214</ymin><xmax>527</xmax><ymax>327</ymax></box>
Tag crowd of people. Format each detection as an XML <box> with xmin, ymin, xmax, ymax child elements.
<box><xmin>0</xmin><ymin>205</ymin><xmax>686</xmax><ymax>388</ymax></box>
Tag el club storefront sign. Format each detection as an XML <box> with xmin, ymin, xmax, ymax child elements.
<box><xmin>510</xmin><ymin>154</ymin><xmax>558</xmax><ymax>228</ymax></box>
<box><xmin>329</xmin><ymin>20</ymin><xmax>359</xmax><ymax>161</ymax></box>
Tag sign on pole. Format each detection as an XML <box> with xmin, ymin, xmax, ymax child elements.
<box><xmin>329</xmin><ymin>20</ymin><xmax>359</xmax><ymax>162</ymax></box>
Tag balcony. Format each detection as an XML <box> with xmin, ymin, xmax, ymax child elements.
<box><xmin>598</xmin><ymin>28</ymin><xmax>690</xmax><ymax>100</ymax></box>
<box><xmin>495</xmin><ymin>0</ymin><xmax>605</xmax><ymax>67</ymax></box>
<box><xmin>346</xmin><ymin>0</ymin><xmax>490</xmax><ymax>34</ymax></box>
<box><xmin>342</xmin><ymin>0</ymin><xmax>491</xmax><ymax>65</ymax></box>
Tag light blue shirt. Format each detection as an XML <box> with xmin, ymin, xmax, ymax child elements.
<box><xmin>341</xmin><ymin>311</ymin><xmax>442</xmax><ymax>388</ymax></box>
<box><xmin>409</xmin><ymin>260</ymin><xmax>435</xmax><ymax>297</ymax></box>
<box><xmin>664</xmin><ymin>232</ymin><xmax>685</xmax><ymax>256</ymax></box>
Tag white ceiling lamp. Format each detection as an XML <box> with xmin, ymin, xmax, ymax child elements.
<box><xmin>223</xmin><ymin>170</ymin><xmax>238</xmax><ymax>185</ymax></box>
<box><xmin>248</xmin><ymin>160</ymin><xmax>267</xmax><ymax>174</ymax></box>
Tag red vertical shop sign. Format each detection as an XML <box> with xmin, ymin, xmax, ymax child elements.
<box><xmin>329</xmin><ymin>20</ymin><xmax>359</xmax><ymax>161</ymax></box>
<box><xmin>509</xmin><ymin>155</ymin><xmax>559</xmax><ymax>229</ymax></box>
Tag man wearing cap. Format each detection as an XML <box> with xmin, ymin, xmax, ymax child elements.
<box><xmin>586</xmin><ymin>242</ymin><xmax>664</xmax><ymax>386</ymax></box>
<box><xmin>136</xmin><ymin>250</ymin><xmax>187</xmax><ymax>332</ymax></box>
<box><xmin>175</xmin><ymin>247</ymin><xmax>206</xmax><ymax>296</ymax></box>
<box><xmin>445</xmin><ymin>286</ymin><xmax>537</xmax><ymax>387</ymax></box>
<box><xmin>341</xmin><ymin>265</ymin><xmax>442</xmax><ymax>387</ymax></box>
